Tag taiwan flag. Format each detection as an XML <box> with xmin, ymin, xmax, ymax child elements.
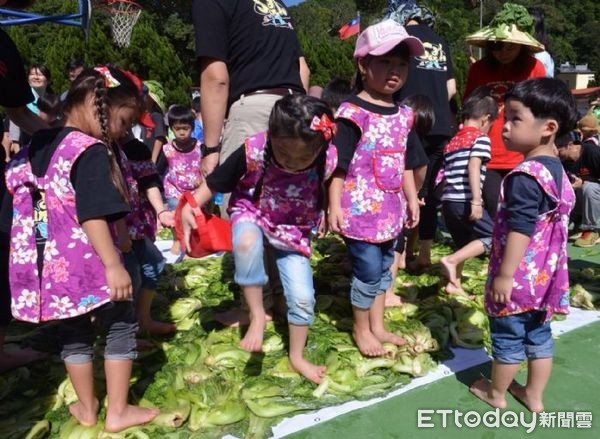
<box><xmin>339</xmin><ymin>16</ymin><xmax>360</xmax><ymax>40</ymax></box>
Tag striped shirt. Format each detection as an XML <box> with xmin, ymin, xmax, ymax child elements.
<box><xmin>442</xmin><ymin>126</ymin><xmax>491</xmax><ymax>201</ymax></box>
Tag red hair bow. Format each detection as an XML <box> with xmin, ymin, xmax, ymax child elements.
<box><xmin>310</xmin><ymin>114</ymin><xmax>337</xmax><ymax>141</ymax></box>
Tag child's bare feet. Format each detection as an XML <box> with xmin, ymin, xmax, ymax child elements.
<box><xmin>104</xmin><ymin>405</ymin><xmax>159</xmax><ymax>433</ymax></box>
<box><xmin>215</xmin><ymin>308</ymin><xmax>273</xmax><ymax>328</ymax></box>
<box><xmin>240</xmin><ymin>314</ymin><xmax>266</xmax><ymax>352</ymax></box>
<box><xmin>289</xmin><ymin>356</ymin><xmax>327</xmax><ymax>384</ymax></box>
<box><xmin>372</xmin><ymin>328</ymin><xmax>406</xmax><ymax>347</ymax></box>
<box><xmin>353</xmin><ymin>327</ymin><xmax>387</xmax><ymax>357</ymax></box>
<box><xmin>69</xmin><ymin>398</ymin><xmax>100</xmax><ymax>427</ymax></box>
<box><xmin>440</xmin><ymin>256</ymin><xmax>458</xmax><ymax>284</ymax></box>
<box><xmin>140</xmin><ymin>319</ymin><xmax>177</xmax><ymax>335</ymax></box>
<box><xmin>469</xmin><ymin>378</ymin><xmax>507</xmax><ymax>409</ymax></box>
<box><xmin>0</xmin><ymin>347</ymin><xmax>47</xmax><ymax>373</ymax></box>
<box><xmin>508</xmin><ymin>382</ymin><xmax>544</xmax><ymax>413</ymax></box>
<box><xmin>384</xmin><ymin>290</ymin><xmax>403</xmax><ymax>307</ymax></box>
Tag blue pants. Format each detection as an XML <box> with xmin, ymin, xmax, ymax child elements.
<box><xmin>490</xmin><ymin>311</ymin><xmax>554</xmax><ymax>364</ymax></box>
<box><xmin>232</xmin><ymin>222</ymin><xmax>315</xmax><ymax>326</ymax></box>
<box><xmin>344</xmin><ymin>238</ymin><xmax>395</xmax><ymax>309</ymax></box>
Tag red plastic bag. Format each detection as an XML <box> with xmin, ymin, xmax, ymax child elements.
<box><xmin>174</xmin><ymin>192</ymin><xmax>232</xmax><ymax>258</ymax></box>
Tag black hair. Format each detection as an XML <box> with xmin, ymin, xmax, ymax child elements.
<box><xmin>484</xmin><ymin>42</ymin><xmax>531</xmax><ymax>69</ymax></box>
<box><xmin>527</xmin><ymin>7</ymin><xmax>550</xmax><ymax>52</ymax></box>
<box><xmin>37</xmin><ymin>93</ymin><xmax>62</xmax><ymax>118</ymax></box>
<box><xmin>322</xmin><ymin>77</ymin><xmax>352</xmax><ymax>111</ymax></box>
<box><xmin>191</xmin><ymin>96</ymin><xmax>201</xmax><ymax>113</ymax></box>
<box><xmin>63</xmin><ymin>66</ymin><xmax>143</xmax><ymax>201</ymax></box>
<box><xmin>254</xmin><ymin>94</ymin><xmax>334</xmax><ymax>210</ymax></box>
<box><xmin>461</xmin><ymin>85</ymin><xmax>498</xmax><ymax>122</ymax></box>
<box><xmin>66</xmin><ymin>58</ymin><xmax>86</xmax><ymax>72</ymax></box>
<box><xmin>28</xmin><ymin>63</ymin><xmax>53</xmax><ymax>93</ymax></box>
<box><xmin>167</xmin><ymin>105</ymin><xmax>195</xmax><ymax>127</ymax></box>
<box><xmin>401</xmin><ymin>94</ymin><xmax>435</xmax><ymax>138</ymax></box>
<box><xmin>504</xmin><ymin>78</ymin><xmax>578</xmax><ymax>138</ymax></box>
<box><xmin>355</xmin><ymin>43</ymin><xmax>411</xmax><ymax>92</ymax></box>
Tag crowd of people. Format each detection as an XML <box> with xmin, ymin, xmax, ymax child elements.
<box><xmin>1</xmin><ymin>0</ymin><xmax>599</xmax><ymax>433</ymax></box>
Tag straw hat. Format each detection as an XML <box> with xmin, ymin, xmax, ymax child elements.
<box><xmin>465</xmin><ymin>3</ymin><xmax>544</xmax><ymax>53</ymax></box>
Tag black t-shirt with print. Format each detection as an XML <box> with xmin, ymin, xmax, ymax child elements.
<box><xmin>394</xmin><ymin>24</ymin><xmax>455</xmax><ymax>138</ymax></box>
<box><xmin>193</xmin><ymin>0</ymin><xmax>304</xmax><ymax>105</ymax></box>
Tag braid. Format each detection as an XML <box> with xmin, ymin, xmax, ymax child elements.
<box><xmin>253</xmin><ymin>142</ymin><xmax>272</xmax><ymax>204</ymax></box>
<box><xmin>315</xmin><ymin>146</ymin><xmax>328</xmax><ymax>211</ymax></box>
<box><xmin>93</xmin><ymin>77</ymin><xmax>128</xmax><ymax>203</ymax></box>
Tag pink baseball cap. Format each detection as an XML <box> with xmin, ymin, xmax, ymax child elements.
<box><xmin>354</xmin><ymin>19</ymin><xmax>424</xmax><ymax>59</ymax></box>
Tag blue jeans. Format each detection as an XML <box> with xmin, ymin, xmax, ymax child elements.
<box><xmin>232</xmin><ymin>222</ymin><xmax>315</xmax><ymax>325</ymax></box>
<box><xmin>123</xmin><ymin>250</ymin><xmax>142</xmax><ymax>298</ymax></box>
<box><xmin>59</xmin><ymin>301</ymin><xmax>138</xmax><ymax>364</ymax></box>
<box><xmin>490</xmin><ymin>310</ymin><xmax>554</xmax><ymax>364</ymax></box>
<box><xmin>344</xmin><ymin>238</ymin><xmax>395</xmax><ymax>309</ymax></box>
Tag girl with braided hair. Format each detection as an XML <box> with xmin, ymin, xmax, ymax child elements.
<box><xmin>4</xmin><ymin>66</ymin><xmax>159</xmax><ymax>432</ymax></box>
<box><xmin>181</xmin><ymin>94</ymin><xmax>337</xmax><ymax>384</ymax></box>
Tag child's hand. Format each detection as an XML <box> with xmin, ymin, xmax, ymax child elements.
<box><xmin>181</xmin><ymin>204</ymin><xmax>198</xmax><ymax>253</ymax></box>
<box><xmin>571</xmin><ymin>177</ymin><xmax>583</xmax><ymax>190</ymax></box>
<box><xmin>406</xmin><ymin>197</ymin><xmax>420</xmax><ymax>229</ymax></box>
<box><xmin>469</xmin><ymin>203</ymin><xmax>483</xmax><ymax>221</ymax></box>
<box><xmin>328</xmin><ymin>206</ymin><xmax>344</xmax><ymax>234</ymax></box>
<box><xmin>106</xmin><ymin>264</ymin><xmax>133</xmax><ymax>301</ymax></box>
<box><xmin>490</xmin><ymin>274</ymin><xmax>513</xmax><ymax>304</ymax></box>
<box><xmin>158</xmin><ymin>210</ymin><xmax>175</xmax><ymax>227</ymax></box>
<box><xmin>317</xmin><ymin>217</ymin><xmax>328</xmax><ymax>238</ymax></box>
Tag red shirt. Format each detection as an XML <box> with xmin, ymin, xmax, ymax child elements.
<box><xmin>464</xmin><ymin>56</ymin><xmax>546</xmax><ymax>170</ymax></box>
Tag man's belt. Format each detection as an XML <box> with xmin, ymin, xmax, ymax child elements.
<box><xmin>243</xmin><ymin>88</ymin><xmax>296</xmax><ymax>97</ymax></box>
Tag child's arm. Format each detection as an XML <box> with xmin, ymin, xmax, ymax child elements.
<box><xmin>491</xmin><ymin>231</ymin><xmax>531</xmax><ymax>304</ymax></box>
<box><xmin>82</xmin><ymin>218</ymin><xmax>132</xmax><ymax>301</ymax></box>
<box><xmin>403</xmin><ymin>169</ymin><xmax>420</xmax><ymax>228</ymax></box>
<box><xmin>114</xmin><ymin>218</ymin><xmax>131</xmax><ymax>253</ymax></box>
<box><xmin>327</xmin><ymin>171</ymin><xmax>345</xmax><ymax>233</ymax></box>
<box><xmin>145</xmin><ymin>186</ymin><xmax>174</xmax><ymax>227</ymax></box>
<box><xmin>467</xmin><ymin>156</ymin><xmax>483</xmax><ymax>221</ymax></box>
<box><xmin>180</xmin><ymin>181</ymin><xmax>216</xmax><ymax>252</ymax></box>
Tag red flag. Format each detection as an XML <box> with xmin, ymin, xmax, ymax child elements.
<box><xmin>339</xmin><ymin>16</ymin><xmax>360</xmax><ymax>40</ymax></box>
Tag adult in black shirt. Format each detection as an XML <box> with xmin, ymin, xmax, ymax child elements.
<box><xmin>193</xmin><ymin>0</ymin><xmax>309</xmax><ymax>178</ymax></box>
<box><xmin>386</xmin><ymin>0</ymin><xmax>456</xmax><ymax>269</ymax></box>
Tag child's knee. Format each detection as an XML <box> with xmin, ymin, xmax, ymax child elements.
<box><xmin>233</xmin><ymin>230</ymin><xmax>262</xmax><ymax>256</ymax></box>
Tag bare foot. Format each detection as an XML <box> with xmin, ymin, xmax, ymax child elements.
<box><xmin>508</xmin><ymin>382</ymin><xmax>544</xmax><ymax>413</ymax></box>
<box><xmin>372</xmin><ymin>328</ymin><xmax>406</xmax><ymax>347</ymax></box>
<box><xmin>440</xmin><ymin>256</ymin><xmax>458</xmax><ymax>284</ymax></box>
<box><xmin>469</xmin><ymin>378</ymin><xmax>507</xmax><ymax>409</ymax></box>
<box><xmin>239</xmin><ymin>314</ymin><xmax>266</xmax><ymax>352</ymax></box>
<box><xmin>104</xmin><ymin>405</ymin><xmax>160</xmax><ymax>433</ymax></box>
<box><xmin>140</xmin><ymin>319</ymin><xmax>177</xmax><ymax>335</ymax></box>
<box><xmin>215</xmin><ymin>308</ymin><xmax>273</xmax><ymax>328</ymax></box>
<box><xmin>384</xmin><ymin>290</ymin><xmax>404</xmax><ymax>307</ymax></box>
<box><xmin>353</xmin><ymin>327</ymin><xmax>387</xmax><ymax>357</ymax></box>
<box><xmin>0</xmin><ymin>347</ymin><xmax>47</xmax><ymax>373</ymax></box>
<box><xmin>289</xmin><ymin>356</ymin><xmax>327</xmax><ymax>384</ymax></box>
<box><xmin>69</xmin><ymin>399</ymin><xmax>100</xmax><ymax>427</ymax></box>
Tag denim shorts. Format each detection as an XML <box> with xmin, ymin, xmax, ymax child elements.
<box><xmin>232</xmin><ymin>221</ymin><xmax>315</xmax><ymax>326</ymax></box>
<box><xmin>490</xmin><ymin>310</ymin><xmax>554</xmax><ymax>364</ymax></box>
<box><xmin>344</xmin><ymin>238</ymin><xmax>395</xmax><ymax>309</ymax></box>
<box><xmin>442</xmin><ymin>201</ymin><xmax>493</xmax><ymax>251</ymax></box>
<box><xmin>59</xmin><ymin>301</ymin><xmax>138</xmax><ymax>364</ymax></box>
<box><xmin>132</xmin><ymin>237</ymin><xmax>166</xmax><ymax>290</ymax></box>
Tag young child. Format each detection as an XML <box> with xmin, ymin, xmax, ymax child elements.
<box><xmin>181</xmin><ymin>95</ymin><xmax>337</xmax><ymax>384</ymax></box>
<box><xmin>162</xmin><ymin>105</ymin><xmax>202</xmax><ymax>256</ymax></box>
<box><xmin>191</xmin><ymin>96</ymin><xmax>204</xmax><ymax>143</ymax></box>
<box><xmin>5</xmin><ymin>66</ymin><xmax>159</xmax><ymax>431</ymax></box>
<box><xmin>385</xmin><ymin>94</ymin><xmax>432</xmax><ymax>307</ymax></box>
<box><xmin>470</xmin><ymin>78</ymin><xmax>577</xmax><ymax>412</ymax></box>
<box><xmin>440</xmin><ymin>87</ymin><xmax>498</xmax><ymax>295</ymax></box>
<box><xmin>328</xmin><ymin>19</ymin><xmax>422</xmax><ymax>357</ymax></box>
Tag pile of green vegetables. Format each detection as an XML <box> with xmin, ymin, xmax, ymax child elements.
<box><xmin>3</xmin><ymin>236</ymin><xmax>589</xmax><ymax>438</ymax></box>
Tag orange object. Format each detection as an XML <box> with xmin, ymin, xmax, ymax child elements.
<box><xmin>175</xmin><ymin>192</ymin><xmax>232</xmax><ymax>258</ymax></box>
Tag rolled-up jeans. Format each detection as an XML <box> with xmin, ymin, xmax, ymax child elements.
<box><xmin>59</xmin><ymin>301</ymin><xmax>138</xmax><ymax>364</ymax></box>
<box><xmin>580</xmin><ymin>181</ymin><xmax>600</xmax><ymax>231</ymax></box>
<box><xmin>233</xmin><ymin>221</ymin><xmax>315</xmax><ymax>326</ymax></box>
<box><xmin>344</xmin><ymin>238</ymin><xmax>395</xmax><ymax>309</ymax></box>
